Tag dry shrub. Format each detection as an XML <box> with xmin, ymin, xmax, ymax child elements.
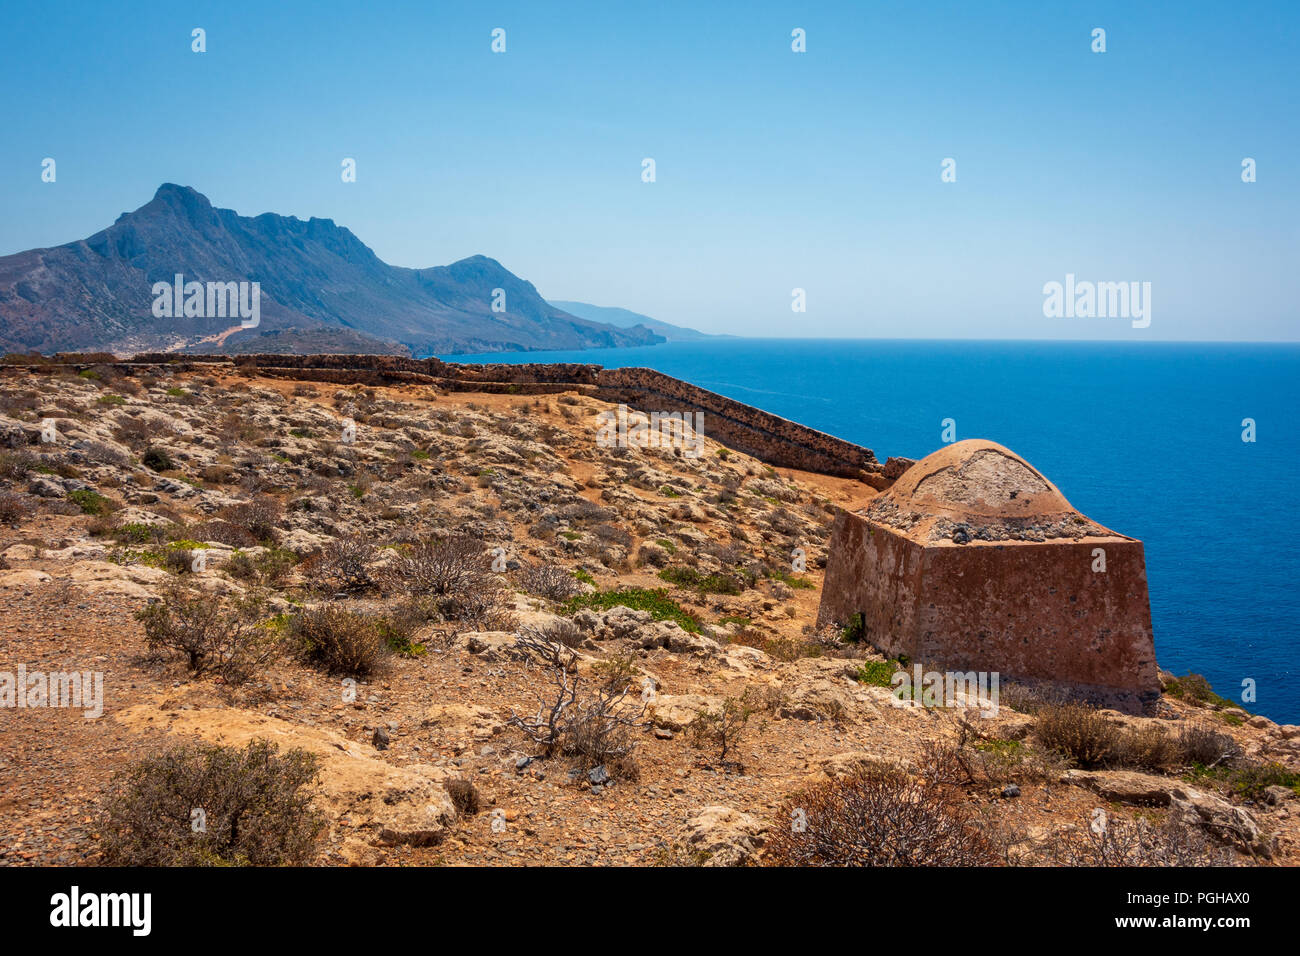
<box><xmin>537</xmin><ymin>618</ymin><xmax>584</xmax><ymax>648</ymax></box>
<box><xmin>0</xmin><ymin>450</ymin><xmax>38</xmax><ymax>481</ymax></box>
<box><xmin>1036</xmin><ymin>704</ymin><xmax>1224</xmax><ymax>773</ymax></box>
<box><xmin>218</xmin><ymin>495</ymin><xmax>283</xmax><ymax>542</ymax></box>
<box><xmin>382</xmin><ymin>534</ymin><xmax>489</xmax><ymax>596</ymax></box>
<box><xmin>1110</xmin><ymin>723</ymin><xmax>1182</xmax><ymax>773</ymax></box>
<box><xmin>0</xmin><ymin>491</ymin><xmax>34</xmax><ymax>525</ymax></box>
<box><xmin>99</xmin><ymin>740</ymin><xmax>326</xmax><ymax>866</ymax></box>
<box><xmin>1033</xmin><ymin>703</ymin><xmax>1121</xmax><ymax>769</ymax></box>
<box><xmin>507</xmin><ymin>629</ymin><xmax>644</xmax><ymax>780</ymax></box>
<box><xmin>190</xmin><ymin>519</ymin><xmax>259</xmax><ymax>548</ymax></box>
<box><xmin>308</xmin><ymin>534</ymin><xmax>378</xmax><ymax>593</ymax></box>
<box><xmin>378</xmin><ymin>535</ymin><xmax>514</xmax><ymax>627</ymax></box>
<box><xmin>135</xmin><ymin>589</ymin><xmax>279</xmax><ymax>684</ymax></box>
<box><xmin>764</xmin><ymin>764</ymin><xmax>999</xmax><ymax>867</ymax></box>
<box><xmin>1040</xmin><ymin>811</ymin><xmax>1233</xmax><ymax>866</ymax></box>
<box><xmin>291</xmin><ymin>604</ymin><xmax>391</xmax><ymax>677</ymax></box>
<box><xmin>1177</xmin><ymin>721</ymin><xmax>1239</xmax><ymax>767</ymax></box>
<box><xmin>445</xmin><ymin>778</ymin><xmax>482</xmax><ymax>815</ymax></box>
<box><xmin>516</xmin><ymin>562</ymin><xmax>580</xmax><ymax>601</ymax></box>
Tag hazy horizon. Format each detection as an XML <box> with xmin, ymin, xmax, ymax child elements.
<box><xmin>2</xmin><ymin>0</ymin><xmax>1296</xmax><ymax>342</ymax></box>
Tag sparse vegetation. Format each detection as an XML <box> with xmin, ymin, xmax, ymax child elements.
<box><xmin>562</xmin><ymin>587</ymin><xmax>700</xmax><ymax>633</ymax></box>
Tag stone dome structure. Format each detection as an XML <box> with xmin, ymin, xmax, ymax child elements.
<box><xmin>866</xmin><ymin>439</ymin><xmax>1110</xmax><ymax>545</ymax></box>
<box><xmin>818</xmin><ymin>439</ymin><xmax>1160</xmax><ymax>712</ymax></box>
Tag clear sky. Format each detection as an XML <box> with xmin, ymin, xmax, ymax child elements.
<box><xmin>2</xmin><ymin>0</ymin><xmax>1296</xmax><ymax>341</ymax></box>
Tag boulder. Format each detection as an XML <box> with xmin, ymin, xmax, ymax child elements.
<box><xmin>650</xmin><ymin>694</ymin><xmax>722</xmax><ymax>732</ymax></box>
<box><xmin>685</xmin><ymin>807</ymin><xmax>768</xmax><ymax>867</ymax></box>
<box><xmin>113</xmin><ymin>702</ymin><xmax>459</xmax><ymax>849</ymax></box>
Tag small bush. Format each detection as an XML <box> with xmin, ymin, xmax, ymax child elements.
<box><xmin>764</xmin><ymin>765</ymin><xmax>999</xmax><ymax>867</ymax></box>
<box><xmin>855</xmin><ymin>659</ymin><xmax>901</xmax><ymax>687</ymax></box>
<box><xmin>0</xmin><ymin>450</ymin><xmax>38</xmax><ymax>480</ymax></box>
<box><xmin>1041</xmin><ymin>811</ymin><xmax>1232</xmax><ymax>866</ymax></box>
<box><xmin>68</xmin><ymin>489</ymin><xmax>113</xmax><ymax>516</ymax></box>
<box><xmin>291</xmin><ymin>604</ymin><xmax>391</xmax><ymax>677</ymax></box>
<box><xmin>445</xmin><ymin>778</ymin><xmax>482</xmax><ymax>815</ymax></box>
<box><xmin>841</xmin><ymin>612</ymin><xmax>866</xmax><ymax>643</ymax></box>
<box><xmin>142</xmin><ymin>447</ymin><xmax>174</xmax><ymax>472</ymax></box>
<box><xmin>1189</xmin><ymin>760</ymin><xmax>1300</xmax><ymax>800</ymax></box>
<box><xmin>0</xmin><ymin>491</ymin><xmax>34</xmax><ymax>525</ymax></box>
<box><xmin>382</xmin><ymin>535</ymin><xmax>490</xmax><ymax>595</ymax></box>
<box><xmin>191</xmin><ymin>519</ymin><xmax>258</xmax><ymax>548</ymax></box>
<box><xmin>507</xmin><ymin>630</ymin><xmax>644</xmax><ymax>780</ymax></box>
<box><xmin>136</xmin><ymin>589</ymin><xmax>279</xmax><ymax>684</ymax></box>
<box><xmin>688</xmin><ymin>696</ymin><xmax>753</xmax><ymax>768</ymax></box>
<box><xmin>516</xmin><ymin>562</ymin><xmax>580</xmax><ymax>601</ymax></box>
<box><xmin>1109</xmin><ymin>724</ymin><xmax>1181</xmax><ymax>773</ymax></box>
<box><xmin>1165</xmin><ymin>672</ymin><xmax>1241</xmax><ymax>711</ymax></box>
<box><xmin>1177</xmin><ymin>721</ymin><xmax>1240</xmax><ymax>767</ymax></box>
<box><xmin>99</xmin><ymin>740</ymin><xmax>326</xmax><ymax>866</ymax></box>
<box><xmin>310</xmin><ymin>534</ymin><xmax>378</xmax><ymax>593</ymax></box>
<box><xmin>1033</xmin><ymin>703</ymin><xmax>1121</xmax><ymax>769</ymax></box>
<box><xmin>658</xmin><ymin>565</ymin><xmax>744</xmax><ymax>595</ymax></box>
<box><xmin>218</xmin><ymin>496</ymin><xmax>283</xmax><ymax>543</ymax></box>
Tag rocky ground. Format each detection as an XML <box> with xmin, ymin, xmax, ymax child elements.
<box><xmin>0</xmin><ymin>362</ymin><xmax>1297</xmax><ymax>866</ymax></box>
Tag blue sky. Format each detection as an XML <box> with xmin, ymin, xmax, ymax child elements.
<box><xmin>1</xmin><ymin>0</ymin><xmax>1296</xmax><ymax>340</ymax></box>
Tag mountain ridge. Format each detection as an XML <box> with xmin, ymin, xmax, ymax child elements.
<box><xmin>546</xmin><ymin>300</ymin><xmax>719</xmax><ymax>342</ymax></box>
<box><xmin>0</xmin><ymin>184</ymin><xmax>664</xmax><ymax>357</ymax></box>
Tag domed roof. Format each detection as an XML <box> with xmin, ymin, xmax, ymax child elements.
<box><xmin>866</xmin><ymin>440</ymin><xmax>1113</xmax><ymax>543</ymax></box>
<box><xmin>888</xmin><ymin>439</ymin><xmax>1073</xmax><ymax>518</ymax></box>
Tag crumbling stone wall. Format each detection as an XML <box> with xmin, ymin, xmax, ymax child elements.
<box><xmin>592</xmin><ymin>368</ymin><xmax>881</xmax><ymax>481</ymax></box>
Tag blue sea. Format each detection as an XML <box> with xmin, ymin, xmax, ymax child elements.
<box><xmin>441</xmin><ymin>339</ymin><xmax>1300</xmax><ymax>724</ymax></box>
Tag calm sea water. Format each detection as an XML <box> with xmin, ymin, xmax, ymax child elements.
<box><xmin>441</xmin><ymin>339</ymin><xmax>1300</xmax><ymax>724</ymax></box>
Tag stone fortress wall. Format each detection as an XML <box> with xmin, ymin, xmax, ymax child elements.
<box><xmin>14</xmin><ymin>352</ymin><xmax>890</xmax><ymax>483</ymax></box>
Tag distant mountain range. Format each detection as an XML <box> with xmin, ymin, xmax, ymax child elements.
<box><xmin>0</xmin><ymin>185</ymin><xmax>668</xmax><ymax>357</ymax></box>
<box><xmin>547</xmin><ymin>301</ymin><xmax>716</xmax><ymax>342</ymax></box>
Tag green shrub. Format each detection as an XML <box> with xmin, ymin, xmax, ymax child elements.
<box><xmin>1165</xmin><ymin>672</ymin><xmax>1242</xmax><ymax>711</ymax></box>
<box><xmin>562</xmin><ymin>587</ymin><xmax>700</xmax><ymax>633</ymax></box>
<box><xmin>841</xmin><ymin>612</ymin><xmax>866</xmax><ymax>643</ymax></box>
<box><xmin>658</xmin><ymin>565</ymin><xmax>743</xmax><ymax>595</ymax></box>
<box><xmin>142</xmin><ymin>447</ymin><xmax>174</xmax><ymax>472</ymax></box>
<box><xmin>855</xmin><ymin>659</ymin><xmax>901</xmax><ymax>688</ymax></box>
<box><xmin>68</xmin><ymin>489</ymin><xmax>112</xmax><ymax>515</ymax></box>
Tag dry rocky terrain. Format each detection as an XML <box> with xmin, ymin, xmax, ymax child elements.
<box><xmin>1</xmin><ymin>362</ymin><xmax>1297</xmax><ymax>866</ymax></box>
